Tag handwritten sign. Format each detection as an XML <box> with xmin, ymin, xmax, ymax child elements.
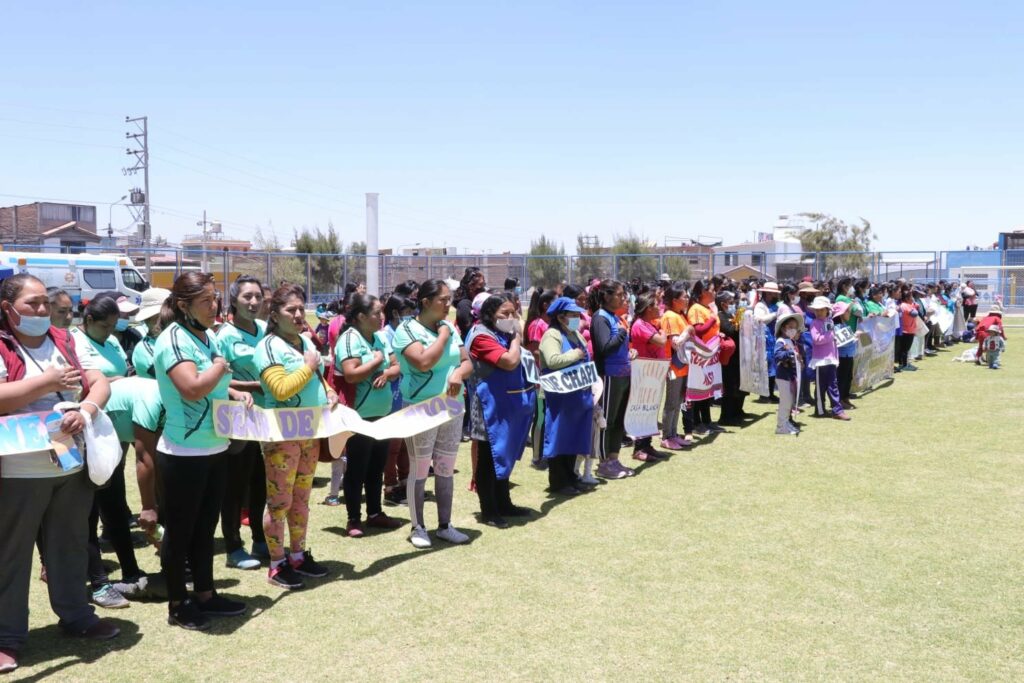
<box><xmin>738</xmin><ymin>311</ymin><xmax>769</xmax><ymax>397</ymax></box>
<box><xmin>834</xmin><ymin>325</ymin><xmax>857</xmax><ymax>348</ymax></box>
<box><xmin>624</xmin><ymin>359</ymin><xmax>669</xmax><ymax>439</ymax></box>
<box><xmin>214</xmin><ymin>394</ymin><xmax>465</xmax><ymax>456</ymax></box>
<box><xmin>0</xmin><ymin>410</ymin><xmax>84</xmax><ymax>471</ymax></box>
<box><xmin>535</xmin><ymin>362</ymin><xmax>599</xmax><ymax>394</ymax></box>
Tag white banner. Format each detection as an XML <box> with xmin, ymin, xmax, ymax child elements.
<box><xmin>519</xmin><ymin>347</ymin><xmax>540</xmax><ymax>384</ymax></box>
<box><xmin>738</xmin><ymin>311</ymin><xmax>769</xmax><ymax>397</ymax></box>
<box><xmin>624</xmin><ymin>359</ymin><xmax>669</xmax><ymax>439</ymax></box>
<box><xmin>932</xmin><ymin>306</ymin><xmax>954</xmax><ymax>334</ymax></box>
<box><xmin>834</xmin><ymin>325</ymin><xmax>857</xmax><ymax>347</ymax></box>
<box><xmin>536</xmin><ymin>361</ymin><xmax>599</xmax><ymax>394</ymax></box>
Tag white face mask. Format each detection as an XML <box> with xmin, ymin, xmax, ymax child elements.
<box><xmin>789</xmin><ymin>296</ymin><xmax>799</xmax><ymax>306</ymax></box>
<box><xmin>847</xmin><ymin>287</ymin><xmax>855</xmax><ymax>297</ymax></box>
<box><xmin>784</xmin><ymin>327</ymin><xmax>799</xmax><ymax>340</ymax></box>
<box><xmin>495</xmin><ymin>318</ymin><xmax>517</xmax><ymax>334</ymax></box>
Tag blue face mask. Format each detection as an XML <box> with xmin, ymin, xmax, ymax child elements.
<box><xmin>11</xmin><ymin>311</ymin><xmax>51</xmax><ymax>337</ymax></box>
<box><xmin>566</xmin><ymin>317</ymin><xmax>581</xmax><ymax>332</ymax></box>
<box><xmin>115</xmin><ymin>319</ymin><xmax>129</xmax><ymax>332</ymax></box>
<box><xmin>727</xmin><ymin>304</ymin><xmax>737</xmax><ymax>315</ymax></box>
<box><xmin>401</xmin><ymin>315</ymin><xmax>413</xmax><ymax>323</ymax></box>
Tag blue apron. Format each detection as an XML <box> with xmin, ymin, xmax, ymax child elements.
<box><xmin>596</xmin><ymin>308</ymin><xmax>630</xmax><ymax>376</ymax></box>
<box><xmin>542</xmin><ymin>331</ymin><xmax>594</xmax><ymax>458</ymax></box>
<box><xmin>466</xmin><ymin>325</ymin><xmax>535</xmax><ymax>479</ymax></box>
<box><xmin>764</xmin><ymin>301</ymin><xmax>779</xmax><ymax>378</ymax></box>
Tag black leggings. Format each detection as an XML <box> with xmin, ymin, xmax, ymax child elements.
<box><xmin>158</xmin><ymin>450</ymin><xmax>227</xmax><ymax>603</ymax></box>
<box><xmin>475</xmin><ymin>439</ymin><xmax>501</xmax><ymax>516</ymax></box>
<box><xmin>964</xmin><ymin>304</ymin><xmax>977</xmax><ymax>320</ymax></box>
<box><xmin>547</xmin><ymin>454</ymin><xmax>577</xmax><ymax>490</ymax></box>
<box><xmin>837</xmin><ymin>356</ymin><xmax>854</xmax><ymax>401</ymax></box>
<box><xmin>344</xmin><ymin>426</ymin><xmax>389</xmax><ymax>522</ymax></box>
<box><xmin>896</xmin><ymin>333</ymin><xmax>915</xmax><ymax>367</ymax></box>
<box><xmin>690</xmin><ymin>398</ymin><xmax>712</xmax><ymax>428</ymax></box>
<box><xmin>221</xmin><ymin>441</ymin><xmax>266</xmax><ymax>553</ymax></box>
<box><xmin>88</xmin><ymin>448</ymin><xmax>140</xmax><ymax>583</ymax></box>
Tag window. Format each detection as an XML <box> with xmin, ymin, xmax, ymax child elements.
<box><xmin>121</xmin><ymin>268</ymin><xmax>149</xmax><ymax>292</ymax></box>
<box><xmin>62</xmin><ymin>240</ymin><xmax>87</xmax><ymax>254</ymax></box>
<box><xmin>724</xmin><ymin>252</ymin><xmax>738</xmax><ymax>266</ymax></box>
<box><xmin>83</xmin><ymin>268</ymin><xmax>116</xmax><ymax>290</ymax></box>
<box><xmin>751</xmin><ymin>253</ymin><xmax>762</xmax><ymax>267</ymax></box>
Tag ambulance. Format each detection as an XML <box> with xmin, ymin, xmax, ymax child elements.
<box><xmin>0</xmin><ymin>251</ymin><xmax>149</xmax><ymax>309</ymax></box>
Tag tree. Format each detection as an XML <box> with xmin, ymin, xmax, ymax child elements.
<box><xmin>797</xmin><ymin>213</ymin><xmax>876</xmax><ymax>279</ymax></box>
<box><xmin>527</xmin><ymin>235</ymin><xmax>567</xmax><ymax>289</ymax></box>
<box><xmin>662</xmin><ymin>255</ymin><xmax>692</xmax><ymax>282</ymax></box>
<box><xmin>612</xmin><ymin>231</ymin><xmax>659</xmax><ymax>283</ymax></box>
<box><xmin>294</xmin><ymin>223</ymin><xmax>344</xmax><ymax>303</ymax></box>
<box><xmin>240</xmin><ymin>225</ymin><xmax>304</xmax><ymax>287</ymax></box>
<box><xmin>574</xmin><ymin>234</ymin><xmax>607</xmax><ymax>285</ymax></box>
<box><xmin>347</xmin><ymin>240</ymin><xmax>367</xmax><ymax>286</ymax></box>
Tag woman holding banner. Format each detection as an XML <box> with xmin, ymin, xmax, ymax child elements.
<box><xmin>0</xmin><ymin>274</ymin><xmax>118</xmax><ymax>672</ymax></box>
<box><xmin>466</xmin><ymin>293</ymin><xmax>534</xmax><ymax>527</ymax></box>
<box><xmin>336</xmin><ymin>293</ymin><xmax>404</xmax><ymax>537</ymax></box>
<box><xmin>525</xmin><ymin>288</ymin><xmax>556</xmax><ymax>469</ymax></box>
<box><xmin>659</xmin><ymin>282</ymin><xmax>696</xmax><ymax>450</ymax></box>
<box><xmin>589</xmin><ymin>280</ymin><xmax>637</xmax><ymax>479</ymax></box>
<box><xmin>254</xmin><ymin>284</ymin><xmax>335</xmax><ymax>588</ymax></box>
<box><xmin>628</xmin><ymin>293</ymin><xmax>667</xmax><ymax>461</ymax></box>
<box><xmin>686</xmin><ymin>280</ymin><xmax>724</xmax><ymax>434</ymax></box>
<box><xmin>215</xmin><ymin>275</ymin><xmax>270</xmax><ymax>570</ymax></box>
<box><xmin>154</xmin><ymin>272</ymin><xmax>251</xmax><ymax>629</ymax></box>
<box><xmin>539</xmin><ymin>297</ymin><xmax>595</xmax><ymax>495</ymax></box>
<box><xmin>753</xmin><ymin>282</ymin><xmax>780</xmax><ymax>403</ymax></box>
<box><xmin>391</xmin><ymin>279</ymin><xmax>473</xmax><ymax>549</ymax></box>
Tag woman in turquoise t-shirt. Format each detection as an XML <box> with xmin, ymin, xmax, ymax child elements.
<box><xmin>336</xmin><ymin>293</ymin><xmax>403</xmax><ymax>537</ymax></box>
<box><xmin>153</xmin><ymin>272</ymin><xmax>252</xmax><ymax>631</ymax></box>
<box><xmin>215</xmin><ymin>275</ymin><xmax>269</xmax><ymax>570</ymax></box>
<box><xmin>390</xmin><ymin>279</ymin><xmax>473</xmax><ymax>550</ymax></box>
<box><xmin>253</xmin><ymin>284</ymin><xmax>337</xmax><ymax>591</ymax></box>
<box><xmin>71</xmin><ymin>297</ymin><xmax>128</xmax><ymax>381</ymax></box>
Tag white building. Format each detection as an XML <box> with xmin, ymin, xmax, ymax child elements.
<box><xmin>713</xmin><ymin>216</ymin><xmax>812</xmax><ymax>281</ymax></box>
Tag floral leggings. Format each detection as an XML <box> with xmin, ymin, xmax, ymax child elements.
<box><xmin>261</xmin><ymin>439</ymin><xmax>320</xmax><ymax>561</ymax></box>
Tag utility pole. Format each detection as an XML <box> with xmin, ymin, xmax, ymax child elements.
<box><xmin>366</xmin><ymin>193</ymin><xmax>379</xmax><ymax>296</ymax></box>
<box><xmin>124</xmin><ymin>116</ymin><xmax>151</xmax><ymax>279</ymax></box>
<box><xmin>196</xmin><ymin>210</ymin><xmax>210</xmax><ymax>273</ymax></box>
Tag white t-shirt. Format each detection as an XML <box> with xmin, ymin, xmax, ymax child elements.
<box><xmin>0</xmin><ymin>338</ymin><xmax>81</xmax><ymax>478</ymax></box>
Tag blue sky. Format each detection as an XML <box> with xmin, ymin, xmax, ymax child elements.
<box><xmin>1</xmin><ymin>1</ymin><xmax>1021</xmax><ymax>254</ymax></box>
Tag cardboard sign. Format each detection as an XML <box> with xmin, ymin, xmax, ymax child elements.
<box><xmin>535</xmin><ymin>362</ymin><xmax>599</xmax><ymax>394</ymax></box>
<box><xmin>624</xmin><ymin>359</ymin><xmax>669</xmax><ymax>439</ymax></box>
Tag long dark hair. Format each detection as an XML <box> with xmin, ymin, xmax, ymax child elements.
<box><xmin>480</xmin><ymin>293</ymin><xmax>513</xmax><ymax>331</ymax></box>
<box><xmin>228</xmin><ymin>275</ymin><xmax>263</xmax><ymax>315</ymax></box>
<box><xmin>161</xmin><ymin>271</ymin><xmax>215</xmax><ymax>327</ymax></box>
<box><xmin>416</xmin><ymin>279</ymin><xmax>448</xmax><ymax>312</ymax></box>
<box><xmin>83</xmin><ymin>297</ymin><xmax>120</xmax><ymax>326</ymax></box>
<box><xmin>454</xmin><ymin>267</ymin><xmax>482</xmax><ymax>303</ymax></box>
<box><xmin>525</xmin><ymin>288</ymin><xmax>556</xmax><ymax>328</ymax></box>
<box><xmin>343</xmin><ymin>293</ymin><xmax>379</xmax><ymax>333</ymax></box>
<box><xmin>689</xmin><ymin>279</ymin><xmax>713</xmax><ymax>306</ymax></box>
<box><xmin>383</xmin><ymin>294</ymin><xmax>416</xmax><ymax>328</ymax></box>
<box><xmin>587</xmin><ymin>279</ymin><xmax>622</xmax><ymax>314</ymax></box>
<box><xmin>266</xmin><ymin>284</ymin><xmax>307</xmax><ymax>336</ymax></box>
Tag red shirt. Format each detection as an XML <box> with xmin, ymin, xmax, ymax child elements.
<box><xmin>470</xmin><ymin>334</ymin><xmax>508</xmax><ymax>366</ymax></box>
<box><xmin>630</xmin><ymin>318</ymin><xmax>665</xmax><ymax>359</ymax></box>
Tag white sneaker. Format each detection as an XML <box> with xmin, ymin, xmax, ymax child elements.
<box><xmin>775</xmin><ymin>427</ymin><xmax>798</xmax><ymax>436</ymax></box>
<box><xmin>408</xmin><ymin>526</ymin><xmax>432</xmax><ymax>549</ymax></box>
<box><xmin>435</xmin><ymin>525</ymin><xmax>469</xmax><ymax>545</ymax></box>
<box><xmin>579</xmin><ymin>473</ymin><xmax>599</xmax><ymax>486</ymax></box>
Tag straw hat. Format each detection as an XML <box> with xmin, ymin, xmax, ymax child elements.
<box><xmin>757</xmin><ymin>282</ymin><xmax>781</xmax><ymax>294</ymax></box>
<box><xmin>131</xmin><ymin>288</ymin><xmax>170</xmax><ymax>321</ymax></box>
<box><xmin>797</xmin><ymin>282</ymin><xmax>820</xmax><ymax>295</ymax></box>
<box><xmin>808</xmin><ymin>296</ymin><xmax>832</xmax><ymax>310</ymax></box>
<box><xmin>775</xmin><ymin>311</ymin><xmax>806</xmax><ymax>336</ymax></box>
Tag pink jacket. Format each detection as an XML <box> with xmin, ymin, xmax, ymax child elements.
<box><xmin>809</xmin><ymin>318</ymin><xmax>839</xmax><ymax>368</ymax></box>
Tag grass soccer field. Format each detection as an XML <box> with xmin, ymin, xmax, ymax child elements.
<box><xmin>14</xmin><ymin>326</ymin><xmax>1024</xmax><ymax>682</ymax></box>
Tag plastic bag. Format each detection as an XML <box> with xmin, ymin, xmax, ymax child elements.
<box><xmin>81</xmin><ymin>407</ymin><xmax>123</xmax><ymax>487</ymax></box>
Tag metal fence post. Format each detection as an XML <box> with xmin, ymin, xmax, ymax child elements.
<box><xmin>305</xmin><ymin>254</ymin><xmax>312</xmax><ymax>302</ymax></box>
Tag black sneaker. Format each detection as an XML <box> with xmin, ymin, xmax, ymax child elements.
<box><xmin>481</xmin><ymin>515</ymin><xmax>509</xmax><ymax>529</ymax></box>
<box><xmin>168</xmin><ymin>599</ymin><xmax>210</xmax><ymax>631</ymax></box>
<box><xmin>290</xmin><ymin>551</ymin><xmax>328</xmax><ymax>578</ymax></box>
<box><xmin>268</xmin><ymin>562</ymin><xmax>305</xmax><ymax>589</ymax></box>
<box><xmin>197</xmin><ymin>594</ymin><xmax>246</xmax><ymax>617</ymax></box>
<box><xmin>384</xmin><ymin>487</ymin><xmax>406</xmax><ymax>506</ymax></box>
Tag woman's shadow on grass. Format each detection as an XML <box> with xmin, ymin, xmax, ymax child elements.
<box><xmin>19</xmin><ymin>618</ymin><xmax>141</xmax><ymax>683</ymax></box>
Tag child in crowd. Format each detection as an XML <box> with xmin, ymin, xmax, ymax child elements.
<box><xmin>808</xmin><ymin>296</ymin><xmax>851</xmax><ymax>421</ymax></box>
<box><xmin>981</xmin><ymin>321</ymin><xmax>1006</xmax><ymax>369</ymax></box>
<box><xmin>773</xmin><ymin>312</ymin><xmax>805</xmax><ymax>435</ymax></box>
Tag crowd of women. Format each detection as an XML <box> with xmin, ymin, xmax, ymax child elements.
<box><xmin>0</xmin><ymin>266</ymin><xmax>993</xmax><ymax>673</ymax></box>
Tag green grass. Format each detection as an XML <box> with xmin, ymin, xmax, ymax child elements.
<box><xmin>15</xmin><ymin>330</ymin><xmax>1024</xmax><ymax>682</ymax></box>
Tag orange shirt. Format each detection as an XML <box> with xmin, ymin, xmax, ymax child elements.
<box><xmin>687</xmin><ymin>303</ymin><xmax>719</xmax><ymax>342</ymax></box>
<box><xmin>660</xmin><ymin>309</ymin><xmax>689</xmax><ymax>378</ymax></box>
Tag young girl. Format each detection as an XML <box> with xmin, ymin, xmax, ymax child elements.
<box><xmin>686</xmin><ymin>280</ymin><xmax>724</xmax><ymax>435</ymax></box>
<box><xmin>255</xmin><ymin>284</ymin><xmax>337</xmax><ymax>589</ymax></box>
<box><xmin>659</xmin><ymin>283</ymin><xmax>697</xmax><ymax>449</ymax></box>
<box><xmin>808</xmin><ymin>296</ymin><xmax>850</xmax><ymax>421</ymax></box>
<box><xmin>589</xmin><ymin>280</ymin><xmax>637</xmax><ymax>479</ymax></box>
<box><xmin>773</xmin><ymin>312</ymin><xmax>804</xmax><ymax>435</ymax></box>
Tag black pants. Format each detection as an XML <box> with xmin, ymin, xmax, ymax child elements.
<box><xmin>221</xmin><ymin>441</ymin><xmax>266</xmax><ymax>554</ymax></box>
<box><xmin>88</xmin><ymin>449</ymin><xmax>140</xmax><ymax>582</ymax></box>
<box><xmin>691</xmin><ymin>398</ymin><xmax>712</xmax><ymax>428</ymax></box>
<box><xmin>475</xmin><ymin>439</ymin><xmax>501</xmax><ymax>517</ymax></box>
<box><xmin>837</xmin><ymin>356</ymin><xmax>854</xmax><ymax>402</ymax></box>
<box><xmin>344</xmin><ymin>427</ymin><xmax>389</xmax><ymax>522</ymax></box>
<box><xmin>896</xmin><ymin>333</ymin><xmax>914</xmax><ymax>367</ymax></box>
<box><xmin>964</xmin><ymin>304</ymin><xmax>977</xmax><ymax>320</ymax></box>
<box><xmin>157</xmin><ymin>450</ymin><xmax>227</xmax><ymax>603</ymax></box>
<box><xmin>547</xmin><ymin>454</ymin><xmax>577</xmax><ymax>490</ymax></box>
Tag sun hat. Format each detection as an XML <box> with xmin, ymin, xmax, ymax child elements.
<box><xmin>546</xmin><ymin>296</ymin><xmax>586</xmax><ymax>316</ymax></box>
<box><xmin>775</xmin><ymin>311</ymin><xmax>806</xmax><ymax>336</ymax></box>
<box><xmin>757</xmin><ymin>282</ymin><xmax>781</xmax><ymax>294</ymax></box>
<box><xmin>831</xmin><ymin>301</ymin><xmax>851</xmax><ymax>318</ymax></box>
<box><xmin>808</xmin><ymin>296</ymin><xmax>833</xmax><ymax>311</ymax></box>
<box><xmin>797</xmin><ymin>282</ymin><xmax>820</xmax><ymax>295</ymax></box>
<box><xmin>131</xmin><ymin>287</ymin><xmax>170</xmax><ymax>321</ymax></box>
<box><xmin>659</xmin><ymin>273</ymin><xmax>671</xmax><ymax>282</ymax></box>
<box><xmin>987</xmin><ymin>305</ymin><xmax>1003</xmax><ymax>317</ymax></box>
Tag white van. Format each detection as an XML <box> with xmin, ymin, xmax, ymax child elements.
<box><xmin>0</xmin><ymin>251</ymin><xmax>149</xmax><ymax>309</ymax></box>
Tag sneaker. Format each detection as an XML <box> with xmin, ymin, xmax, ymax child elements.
<box><xmin>346</xmin><ymin>520</ymin><xmax>365</xmax><ymax>538</ymax></box>
<box><xmin>596</xmin><ymin>460</ymin><xmax>628</xmax><ymax>480</ymax></box>
<box><xmin>290</xmin><ymin>550</ymin><xmax>329</xmax><ymax>578</ymax></box>
<box><xmin>436</xmin><ymin>525</ymin><xmax>469</xmax><ymax>545</ymax></box>
<box><xmin>614</xmin><ymin>460</ymin><xmax>636</xmax><ymax>477</ymax></box>
<box><xmin>775</xmin><ymin>427</ymin><xmax>798</xmax><ymax>435</ymax></box>
<box><xmin>553</xmin><ymin>485</ymin><xmax>581</xmax><ymax>496</ymax></box>
<box><xmin>904</xmin><ymin>364</ymin><xmax>918</xmax><ymax>372</ymax></box>
<box><xmin>250</xmin><ymin>541</ymin><xmax>270</xmax><ymax>560</ymax></box>
<box><xmin>65</xmin><ymin>618</ymin><xmax>121</xmax><ymax>640</ymax></box>
<box><xmin>267</xmin><ymin>561</ymin><xmax>305</xmax><ymax>590</ymax></box>
<box><xmin>322</xmin><ymin>495</ymin><xmax>342</xmax><ymax>507</ymax></box>
<box><xmin>530</xmin><ymin>459</ymin><xmax>548</xmax><ymax>471</ymax></box>
<box><xmin>197</xmin><ymin>594</ymin><xmax>246</xmax><ymax>617</ymax></box>
<box><xmin>833</xmin><ymin>412</ymin><xmax>852</xmax><ymax>421</ymax></box>
<box><xmin>226</xmin><ymin>548</ymin><xmax>261</xmax><ymax>570</ymax></box>
<box><xmin>366</xmin><ymin>512</ymin><xmax>404</xmax><ymax>530</ymax></box>
<box><xmin>708</xmin><ymin>424</ymin><xmax>726</xmax><ymax>433</ymax></box>
<box><xmin>693</xmin><ymin>425</ymin><xmax>710</xmax><ymax>435</ymax></box>
<box><xmin>632</xmin><ymin>447</ymin><xmax>660</xmax><ymax>463</ymax></box>
<box><xmin>0</xmin><ymin>647</ymin><xmax>17</xmax><ymax>674</ymax></box>
<box><xmin>481</xmin><ymin>515</ymin><xmax>509</xmax><ymax>529</ymax></box>
<box><xmin>661</xmin><ymin>436</ymin><xmax>686</xmax><ymax>451</ymax></box>
<box><xmin>112</xmin><ymin>573</ymin><xmax>150</xmax><ymax>598</ymax></box>
<box><xmin>168</xmin><ymin>599</ymin><xmax>210</xmax><ymax>631</ymax></box>
<box><xmin>383</xmin><ymin>488</ymin><xmax>406</xmax><ymax>506</ymax></box>
<box><xmin>91</xmin><ymin>583</ymin><xmax>129</xmax><ymax>609</ymax></box>
<box><xmin>409</xmin><ymin>526</ymin><xmax>432</xmax><ymax>549</ymax></box>
<box><xmin>578</xmin><ymin>472</ymin><xmax>600</xmax><ymax>486</ymax></box>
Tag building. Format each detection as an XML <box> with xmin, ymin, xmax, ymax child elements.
<box><xmin>713</xmin><ymin>217</ymin><xmax>810</xmax><ymax>281</ymax></box>
<box><xmin>0</xmin><ymin>202</ymin><xmax>102</xmax><ymax>253</ymax></box>
<box><xmin>180</xmin><ymin>233</ymin><xmax>253</xmax><ymax>257</ymax></box>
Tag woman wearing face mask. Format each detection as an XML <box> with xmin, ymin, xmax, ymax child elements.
<box><xmin>777</xmin><ymin>284</ymin><xmax>801</xmax><ymax>317</ymax></box>
<box><xmin>254</xmin><ymin>284</ymin><xmax>336</xmax><ymax>588</ymax></box>
<box><xmin>391</xmin><ymin>279</ymin><xmax>473</xmax><ymax>549</ymax></box>
<box><xmin>71</xmin><ymin>296</ymin><xmax>132</xmax><ymax>383</ymax></box>
<box><xmin>539</xmin><ymin>296</ymin><xmax>594</xmax><ymax>494</ymax></box>
<box><xmin>154</xmin><ymin>272</ymin><xmax>252</xmax><ymax>630</ymax></box>
<box><xmin>380</xmin><ymin>295</ymin><xmax>416</xmax><ymax>506</ymax></box>
<box><xmin>686</xmin><ymin>279</ymin><xmax>724</xmax><ymax>435</ymax></box>
<box><xmin>336</xmin><ymin>293</ymin><xmax>404</xmax><ymax>536</ymax></box>
<box><xmin>588</xmin><ymin>280</ymin><xmax>638</xmax><ymax>479</ymax></box>
<box><xmin>717</xmin><ymin>291</ymin><xmax>747</xmax><ymax>426</ymax></box>
<box><xmin>454</xmin><ymin>268</ymin><xmax>486</xmax><ymax>443</ymax></box>
<box><xmin>753</xmin><ymin>282</ymin><xmax>781</xmax><ymax>403</ymax></box>
<box><xmin>525</xmin><ymin>288</ymin><xmax>557</xmax><ymax>469</ymax></box>
<box><xmin>92</xmin><ymin>292</ymin><xmax>143</xmax><ymax>372</ymax></box>
<box><xmin>0</xmin><ymin>275</ymin><xmax>117</xmax><ymax>674</ymax></box>
<box><xmin>466</xmin><ymin>293</ymin><xmax>534</xmax><ymax>527</ymax></box>
<box><xmin>130</xmin><ymin>287</ymin><xmax>171</xmax><ymax>379</ymax></box>
<box><xmin>215</xmin><ymin>276</ymin><xmax>269</xmax><ymax>570</ymax></box>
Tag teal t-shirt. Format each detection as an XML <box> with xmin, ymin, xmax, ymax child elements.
<box><xmin>153</xmin><ymin>322</ymin><xmax>231</xmax><ymax>450</ymax></box>
<box><xmin>132</xmin><ymin>383</ymin><xmax>165</xmax><ymax>433</ymax></box>
<box><xmin>390</xmin><ymin>318</ymin><xmax>463</xmax><ymax>405</ymax></box>
<box><xmin>71</xmin><ymin>327</ymin><xmax>128</xmax><ymax>378</ymax></box>
<box><xmin>215</xmin><ymin>319</ymin><xmax>266</xmax><ymax>382</ymax></box>
<box><xmin>106</xmin><ymin>377</ymin><xmax>162</xmax><ymax>442</ymax></box>
<box><xmin>254</xmin><ymin>333</ymin><xmax>327</xmax><ymax>409</ymax></box>
<box><xmin>335</xmin><ymin>327</ymin><xmax>393</xmax><ymax>418</ymax></box>
<box><xmin>132</xmin><ymin>336</ymin><xmax>158</xmax><ymax>379</ymax></box>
